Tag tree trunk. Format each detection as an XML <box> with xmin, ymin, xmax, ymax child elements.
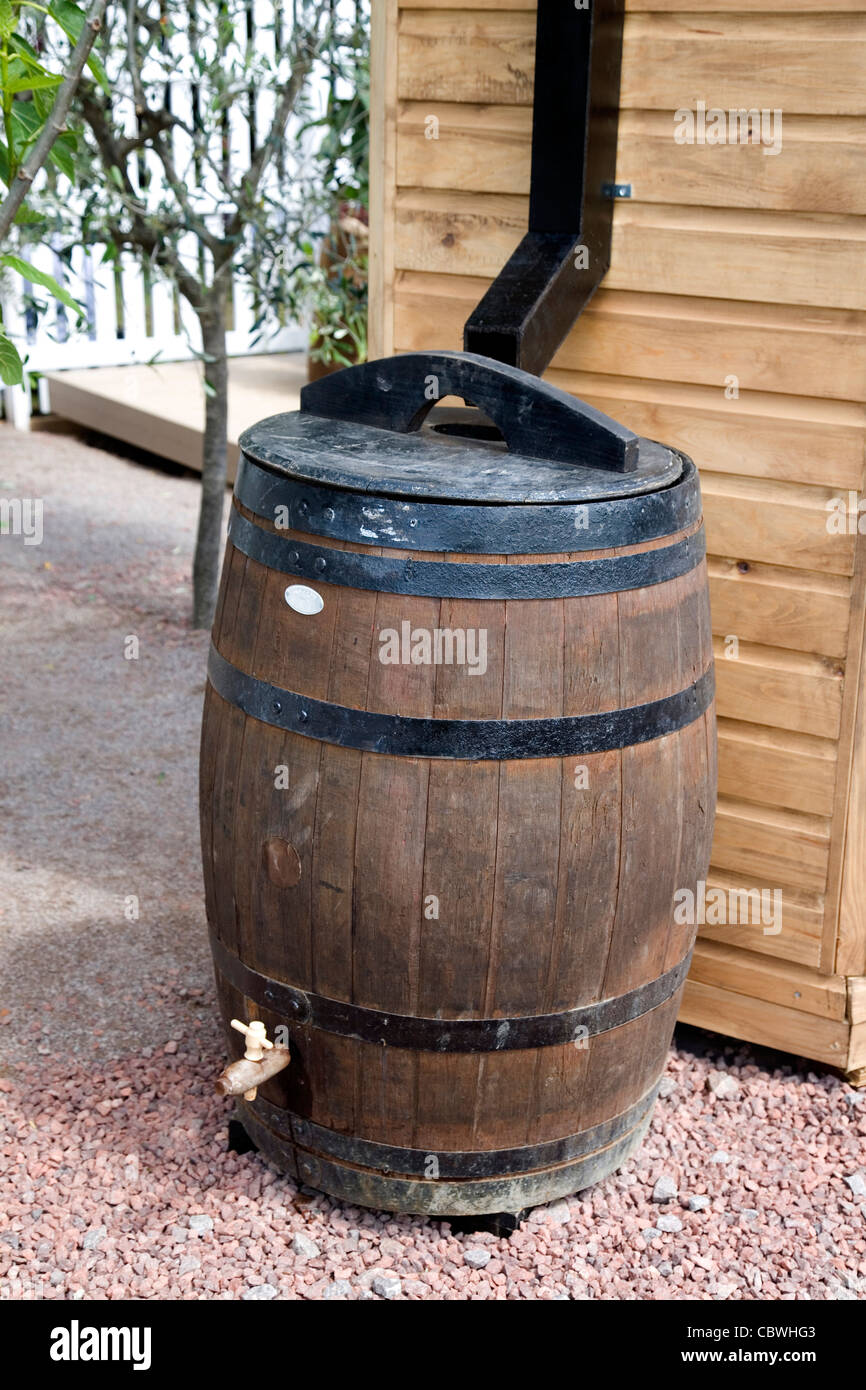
<box><xmin>192</xmin><ymin>295</ymin><xmax>229</xmax><ymax>629</ymax></box>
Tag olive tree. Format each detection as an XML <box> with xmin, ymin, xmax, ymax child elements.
<box><xmin>73</xmin><ymin>0</ymin><xmax>337</xmax><ymax>627</ymax></box>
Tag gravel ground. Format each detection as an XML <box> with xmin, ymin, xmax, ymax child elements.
<box><xmin>1</xmin><ymin>421</ymin><xmax>865</xmax><ymax>1302</ymax></box>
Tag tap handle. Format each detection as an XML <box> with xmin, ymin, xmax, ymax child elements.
<box><xmin>230</xmin><ymin>1018</ymin><xmax>274</xmax><ymax>1056</ymax></box>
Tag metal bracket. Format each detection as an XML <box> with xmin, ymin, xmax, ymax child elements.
<box><xmin>463</xmin><ymin>0</ymin><xmax>627</xmax><ymax>376</ymax></box>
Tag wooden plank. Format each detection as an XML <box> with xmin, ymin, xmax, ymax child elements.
<box><xmin>629</xmin><ymin>0</ymin><xmax>864</xmax><ymax>9</ymax></box>
<box><xmin>398</xmin><ymin>12</ymin><xmax>866</xmax><ymax>116</ymax></box>
<box><xmin>831</xmin><ymin>535</ymin><xmax>866</xmax><ymax>977</ymax></box>
<box><xmin>679</xmin><ymin>979</ymin><xmax>849</xmax><ymax>1066</ymax></box>
<box><xmin>847</xmin><ymin>1020</ymin><xmax>866</xmax><ymax>1074</ymax></box>
<box><xmin>717</xmin><ymin>717</ymin><xmax>836</xmax><ymax>817</ymax></box>
<box><xmin>848</xmin><ymin>976</ymin><xmax>866</xmax><ymax>1026</ymax></box>
<box><xmin>397</xmin><ymin>101</ymin><xmax>531</xmax><ymax>195</ymax></box>
<box><xmin>701</xmin><ymin>475</ymin><xmax>856</xmax><ymax>577</ymax></box>
<box><xmin>394</xmin><ymin>275</ymin><xmax>866</xmax><ymax>405</ymax></box>
<box><xmin>712</xmin><ymin>638</ymin><xmax>843</xmax><ymax>740</ymax></box>
<box><xmin>711</xmin><ymin>795</ymin><xmax>830</xmax><ymax>895</ymax></box>
<box><xmin>608</xmin><ymin>204</ymin><xmax>866</xmax><ymax>312</ymax></box>
<box><xmin>399</xmin><ymin>0</ymin><xmax>866</xmax><ymax>10</ymax></box>
<box><xmin>617</xmin><ymin>112</ymin><xmax>866</xmax><ymax>217</ymax></box>
<box><xmin>707</xmin><ymin>558</ymin><xmax>850</xmax><ymax>659</ymax></box>
<box><xmin>394</xmin><ymin>188</ymin><xmax>866</xmax><ymax>311</ymax></box>
<box><xmin>620</xmin><ymin>14</ymin><xmax>866</xmax><ymax>117</ymax></box>
<box><xmin>397</xmin><ymin>10</ymin><xmax>535</xmax><ymax>105</ymax></box>
<box><xmin>369</xmin><ymin>0</ymin><xmax>399</xmax><ymax>359</ymax></box>
<box><xmin>397</xmin><ymin>101</ymin><xmax>866</xmax><ymax>216</ymax></box>
<box><xmin>690</xmin><ymin>941</ymin><xmax>847</xmax><ymax>1020</ymax></box>
<box><xmin>548</xmin><ymin>373</ymin><xmax>866</xmax><ymax>491</ymax></box>
<box><xmin>699</xmin><ymin>871</ymin><xmax>824</xmax><ymax>969</ymax></box>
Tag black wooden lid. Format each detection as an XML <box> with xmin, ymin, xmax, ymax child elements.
<box><xmin>239</xmin><ymin>352</ymin><xmax>682</xmax><ymax>505</ymax></box>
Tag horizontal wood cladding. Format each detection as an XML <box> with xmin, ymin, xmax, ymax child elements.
<box><xmin>706</xmin><ymin>558</ymin><xmax>850</xmax><ymax>659</ymax></box>
<box><xmin>398</xmin><ymin>12</ymin><xmax>866</xmax><ymax>116</ymax></box>
<box><xmin>548</xmin><ymin>373</ymin><xmax>866</xmax><ymax>491</ymax></box>
<box><xmin>711</xmin><ymin>638</ymin><xmax>843</xmax><ymax>740</ymax></box>
<box><xmin>700</xmin><ymin>475</ymin><xmax>855</xmax><ymax>577</ymax></box>
<box><xmin>690</xmin><ymin>941</ymin><xmax>847</xmax><ymax>1020</ymax></box>
<box><xmin>716</xmin><ymin>718</ymin><xmax>836</xmax><ymax>817</ymax></box>
<box><xmin>680</xmin><ymin>978</ymin><xmax>849</xmax><ymax>1065</ymax></box>
<box><xmin>398</xmin><ymin>103</ymin><xmax>866</xmax><ymax>216</ymax></box>
<box><xmin>378</xmin><ymin>0</ymin><xmax>866</xmax><ymax>1060</ymax></box>
<box><xmin>394</xmin><ymin>275</ymin><xmax>866</xmax><ymax>405</ymax></box>
<box><xmin>711</xmin><ymin>795</ymin><xmax>830</xmax><ymax>895</ymax></box>
<box><xmin>394</xmin><ymin>189</ymin><xmax>866</xmax><ymax>311</ymax></box>
<box><xmin>699</xmin><ymin>872</ymin><xmax>824</xmax><ymax>968</ymax></box>
<box><xmin>399</xmin><ymin>1</ymin><xmax>866</xmax><ymax>12</ymax></box>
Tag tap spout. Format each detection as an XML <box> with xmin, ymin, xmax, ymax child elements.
<box><xmin>215</xmin><ymin>1045</ymin><xmax>291</xmax><ymax>1099</ymax></box>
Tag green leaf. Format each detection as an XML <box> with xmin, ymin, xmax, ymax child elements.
<box><xmin>0</xmin><ymin>334</ymin><xmax>24</xmax><ymax>387</ymax></box>
<box><xmin>13</xmin><ymin>206</ymin><xmax>44</xmax><ymax>227</ymax></box>
<box><xmin>47</xmin><ymin>1</ymin><xmax>110</xmax><ymax>92</ymax></box>
<box><xmin>8</xmin><ymin>33</ymin><xmax>42</xmax><ymax>66</ymax></box>
<box><xmin>0</xmin><ymin>0</ymin><xmax>15</xmax><ymax>39</ymax></box>
<box><xmin>48</xmin><ymin>131</ymin><xmax>77</xmax><ymax>181</ymax></box>
<box><xmin>4</xmin><ymin>73</ymin><xmax>64</xmax><ymax>95</ymax></box>
<box><xmin>0</xmin><ymin>254</ymin><xmax>81</xmax><ymax>314</ymax></box>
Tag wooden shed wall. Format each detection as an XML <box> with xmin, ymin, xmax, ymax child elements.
<box><xmin>369</xmin><ymin>0</ymin><xmax>866</xmax><ymax>1074</ymax></box>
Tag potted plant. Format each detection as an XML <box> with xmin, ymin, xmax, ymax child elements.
<box><xmin>294</xmin><ymin>10</ymin><xmax>369</xmax><ymax>380</ymax></box>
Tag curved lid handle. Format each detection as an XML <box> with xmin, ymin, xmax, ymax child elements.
<box><xmin>300</xmin><ymin>351</ymin><xmax>640</xmax><ymax>474</ymax></box>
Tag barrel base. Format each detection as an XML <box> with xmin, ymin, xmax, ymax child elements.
<box><xmin>236</xmin><ymin>1098</ymin><xmax>655</xmax><ymax>1219</ymax></box>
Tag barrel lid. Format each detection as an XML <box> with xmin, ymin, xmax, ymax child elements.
<box><xmin>239</xmin><ymin>352</ymin><xmax>682</xmax><ymax>505</ymax></box>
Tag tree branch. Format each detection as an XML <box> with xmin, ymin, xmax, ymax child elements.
<box><xmin>224</xmin><ymin>5</ymin><xmax>330</xmax><ymax>243</ymax></box>
<box><xmin>0</xmin><ymin>0</ymin><xmax>109</xmax><ymax>243</ymax></box>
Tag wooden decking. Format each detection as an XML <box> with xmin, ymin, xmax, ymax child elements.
<box><xmin>44</xmin><ymin>352</ymin><xmax>307</xmax><ymax>481</ymax></box>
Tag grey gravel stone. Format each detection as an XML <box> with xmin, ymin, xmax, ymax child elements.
<box><xmin>688</xmin><ymin>1195</ymin><xmax>710</xmax><ymax>1212</ymax></box>
<box><xmin>49</xmin><ymin>1270</ymin><xmax>64</xmax><ymax>1286</ymax></box>
<box><xmin>179</xmin><ymin>1255</ymin><xmax>201</xmax><ymax>1276</ymax></box>
<box><xmin>322</xmin><ymin>1279</ymin><xmax>353</xmax><ymax>1300</ymax></box>
<box><xmin>189</xmin><ymin>1213</ymin><xmax>213</xmax><ymax>1235</ymax></box>
<box><xmin>292</xmin><ymin>1232</ymin><xmax>321</xmax><ymax>1260</ymax></box>
<box><xmin>464</xmin><ymin>1248</ymin><xmax>491</xmax><ymax>1269</ymax></box>
<box><xmin>243</xmin><ymin>1284</ymin><xmax>278</xmax><ymax>1301</ymax></box>
<box><xmin>372</xmin><ymin>1273</ymin><xmax>402</xmax><ymax>1300</ymax></box>
<box><xmin>843</xmin><ymin>1172</ymin><xmax>866</xmax><ymax>1196</ymax></box>
<box><xmin>657</xmin><ymin>1214</ymin><xmax>683</xmax><ymax>1234</ymax></box>
<box><xmin>658</xmin><ymin>1077</ymin><xmax>678</xmax><ymax>1098</ymax></box>
<box><xmin>652</xmin><ymin>1174</ymin><xmax>678</xmax><ymax>1202</ymax></box>
<box><xmin>708</xmin><ymin>1070</ymin><xmax>740</xmax><ymax>1100</ymax></box>
<box><xmin>82</xmin><ymin>1226</ymin><xmax>107</xmax><ymax>1250</ymax></box>
<box><xmin>0</xmin><ymin>1232</ymin><xmax>20</xmax><ymax>1249</ymax></box>
<box><xmin>710</xmin><ymin>1150</ymin><xmax>732</xmax><ymax>1164</ymax></box>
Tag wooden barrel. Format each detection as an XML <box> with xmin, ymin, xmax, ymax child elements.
<box><xmin>200</xmin><ymin>352</ymin><xmax>717</xmax><ymax>1217</ymax></box>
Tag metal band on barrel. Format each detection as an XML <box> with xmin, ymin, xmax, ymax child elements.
<box><xmin>228</xmin><ymin>506</ymin><xmax>706</xmax><ymax>600</ymax></box>
<box><xmin>210</xmin><ymin>928</ymin><xmax>692</xmax><ymax>1053</ymax></box>
<box><xmin>249</xmin><ymin>1082</ymin><xmax>660</xmax><ymax>1181</ymax></box>
<box><xmin>238</xmin><ymin>1102</ymin><xmax>653</xmax><ymax>1216</ymax></box>
<box><xmin>207</xmin><ymin>645</ymin><xmax>714</xmax><ymax>761</ymax></box>
<box><xmin>234</xmin><ymin>452</ymin><xmax>702</xmax><ymax>555</ymax></box>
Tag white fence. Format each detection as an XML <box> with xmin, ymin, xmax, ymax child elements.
<box><xmin>1</xmin><ymin>240</ymin><xmax>305</xmax><ymax>428</ymax></box>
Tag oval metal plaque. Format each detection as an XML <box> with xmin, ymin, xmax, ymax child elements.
<box><xmin>284</xmin><ymin>584</ymin><xmax>323</xmax><ymax>615</ymax></box>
